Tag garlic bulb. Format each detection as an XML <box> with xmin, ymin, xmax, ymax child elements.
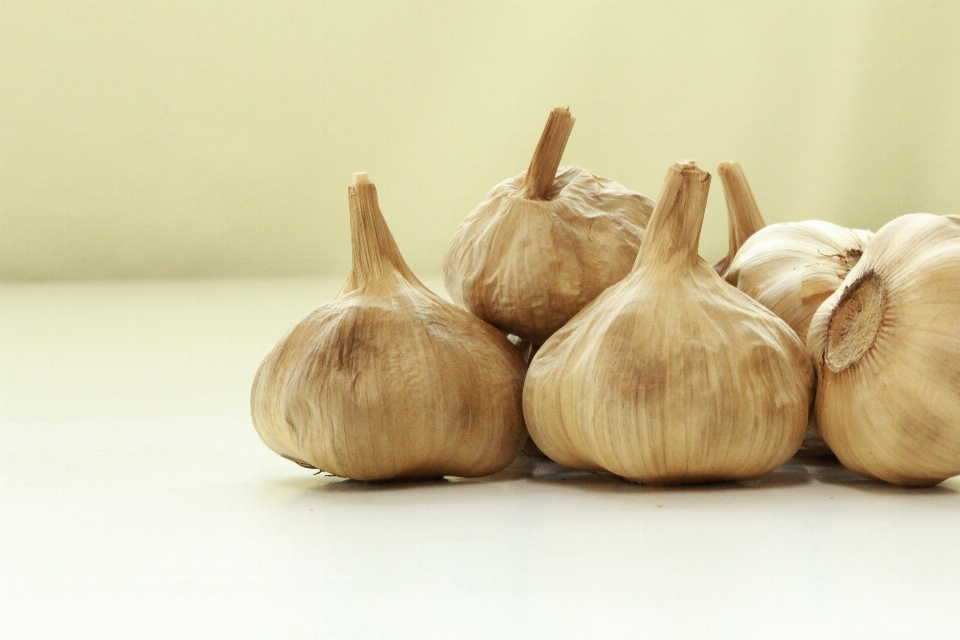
<box><xmin>443</xmin><ymin>107</ymin><xmax>654</xmax><ymax>345</ymax></box>
<box><xmin>251</xmin><ymin>173</ymin><xmax>527</xmax><ymax>481</ymax></box>
<box><xmin>713</xmin><ymin>161</ymin><xmax>766</xmax><ymax>279</ymax></box>
<box><xmin>808</xmin><ymin>213</ymin><xmax>960</xmax><ymax>486</ymax></box>
<box><xmin>721</xmin><ymin>166</ymin><xmax>873</xmax><ymax>342</ymax></box>
<box><xmin>524</xmin><ymin>161</ymin><xmax>813</xmax><ymax>484</ymax></box>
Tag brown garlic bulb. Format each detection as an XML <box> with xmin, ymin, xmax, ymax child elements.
<box><xmin>523</xmin><ymin>161</ymin><xmax>813</xmax><ymax>484</ymax></box>
<box><xmin>808</xmin><ymin>213</ymin><xmax>960</xmax><ymax>486</ymax></box>
<box><xmin>443</xmin><ymin>107</ymin><xmax>654</xmax><ymax>345</ymax></box>
<box><xmin>251</xmin><ymin>173</ymin><xmax>527</xmax><ymax>481</ymax></box>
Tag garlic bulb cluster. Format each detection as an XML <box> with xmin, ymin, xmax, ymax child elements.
<box><xmin>443</xmin><ymin>107</ymin><xmax>654</xmax><ymax>345</ymax></box>
<box><xmin>808</xmin><ymin>213</ymin><xmax>960</xmax><ymax>486</ymax></box>
<box><xmin>523</xmin><ymin>161</ymin><xmax>814</xmax><ymax>484</ymax></box>
<box><xmin>721</xmin><ymin>167</ymin><xmax>873</xmax><ymax>342</ymax></box>
<box><xmin>251</xmin><ymin>173</ymin><xmax>527</xmax><ymax>481</ymax></box>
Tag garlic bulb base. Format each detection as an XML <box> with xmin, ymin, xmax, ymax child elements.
<box><xmin>824</xmin><ymin>271</ymin><xmax>885</xmax><ymax>373</ymax></box>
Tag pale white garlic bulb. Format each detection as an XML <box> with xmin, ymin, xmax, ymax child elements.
<box><xmin>808</xmin><ymin>213</ymin><xmax>960</xmax><ymax>486</ymax></box>
<box><xmin>523</xmin><ymin>161</ymin><xmax>813</xmax><ymax>484</ymax></box>
<box><xmin>251</xmin><ymin>173</ymin><xmax>527</xmax><ymax>481</ymax></box>
<box><xmin>444</xmin><ymin>107</ymin><xmax>654</xmax><ymax>345</ymax></box>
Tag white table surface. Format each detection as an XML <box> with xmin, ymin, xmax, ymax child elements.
<box><xmin>2</xmin><ymin>277</ymin><xmax>959</xmax><ymax>640</ymax></box>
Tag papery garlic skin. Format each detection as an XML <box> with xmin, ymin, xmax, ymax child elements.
<box><xmin>252</xmin><ymin>174</ymin><xmax>527</xmax><ymax>481</ymax></box>
<box><xmin>524</xmin><ymin>161</ymin><xmax>813</xmax><ymax>484</ymax></box>
<box><xmin>808</xmin><ymin>213</ymin><xmax>960</xmax><ymax>486</ymax></box>
<box><xmin>444</xmin><ymin>108</ymin><xmax>653</xmax><ymax>345</ymax></box>
<box><xmin>445</xmin><ymin>167</ymin><xmax>651</xmax><ymax>345</ymax></box>
<box><xmin>725</xmin><ymin>221</ymin><xmax>873</xmax><ymax>342</ymax></box>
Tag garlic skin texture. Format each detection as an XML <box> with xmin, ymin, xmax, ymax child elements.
<box><xmin>444</xmin><ymin>108</ymin><xmax>654</xmax><ymax>345</ymax></box>
<box><xmin>251</xmin><ymin>174</ymin><xmax>527</xmax><ymax>481</ymax></box>
<box><xmin>808</xmin><ymin>213</ymin><xmax>960</xmax><ymax>486</ymax></box>
<box><xmin>524</xmin><ymin>161</ymin><xmax>813</xmax><ymax>484</ymax></box>
<box><xmin>724</xmin><ymin>220</ymin><xmax>873</xmax><ymax>343</ymax></box>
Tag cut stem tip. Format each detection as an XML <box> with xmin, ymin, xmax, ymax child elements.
<box><xmin>634</xmin><ymin>160</ymin><xmax>712</xmax><ymax>271</ymax></box>
<box><xmin>522</xmin><ymin>107</ymin><xmax>576</xmax><ymax>200</ymax></box>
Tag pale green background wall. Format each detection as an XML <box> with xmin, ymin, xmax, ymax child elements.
<box><xmin>3</xmin><ymin>0</ymin><xmax>960</xmax><ymax>281</ymax></box>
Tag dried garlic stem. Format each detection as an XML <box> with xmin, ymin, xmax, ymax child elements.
<box><xmin>348</xmin><ymin>172</ymin><xmax>415</xmax><ymax>287</ymax></box>
<box><xmin>716</xmin><ymin>162</ymin><xmax>766</xmax><ymax>276</ymax></box>
<box><xmin>635</xmin><ymin>160</ymin><xmax>711</xmax><ymax>270</ymax></box>
<box><xmin>522</xmin><ymin>107</ymin><xmax>575</xmax><ymax>200</ymax></box>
